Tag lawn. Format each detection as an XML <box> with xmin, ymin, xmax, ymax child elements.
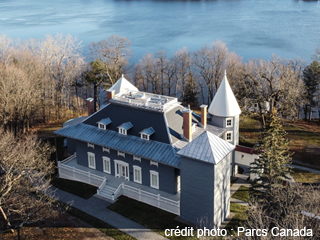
<box><xmin>231</xmin><ymin>185</ymin><xmax>250</xmax><ymax>202</ymax></box>
<box><xmin>225</xmin><ymin>203</ymin><xmax>248</xmax><ymax>235</ymax></box>
<box><xmin>51</xmin><ymin>177</ymin><xmax>98</xmax><ymax>199</ymax></box>
<box><xmin>290</xmin><ymin>168</ymin><xmax>320</xmax><ymax>183</ymax></box>
<box><xmin>108</xmin><ymin>196</ymin><xmax>197</xmax><ymax>240</ymax></box>
<box><xmin>239</xmin><ymin>115</ymin><xmax>320</xmax><ymax>168</ymax></box>
<box><xmin>67</xmin><ymin>207</ymin><xmax>136</xmax><ymax>240</ymax></box>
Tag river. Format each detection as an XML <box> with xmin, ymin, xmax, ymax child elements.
<box><xmin>0</xmin><ymin>0</ymin><xmax>320</xmax><ymax>62</ymax></box>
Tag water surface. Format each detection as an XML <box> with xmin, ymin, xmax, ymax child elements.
<box><xmin>1</xmin><ymin>0</ymin><xmax>320</xmax><ymax>62</ymax></box>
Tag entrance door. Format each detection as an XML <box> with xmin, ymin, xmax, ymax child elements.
<box><xmin>114</xmin><ymin>160</ymin><xmax>129</xmax><ymax>181</ymax></box>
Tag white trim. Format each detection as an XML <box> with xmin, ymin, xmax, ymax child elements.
<box><xmin>103</xmin><ymin>147</ymin><xmax>110</xmax><ymax>153</ymax></box>
<box><xmin>87</xmin><ymin>143</ymin><xmax>94</xmax><ymax>149</ymax></box>
<box><xmin>114</xmin><ymin>160</ymin><xmax>129</xmax><ymax>181</ymax></box>
<box><xmin>141</xmin><ymin>133</ymin><xmax>149</xmax><ymax>140</ymax></box>
<box><xmin>103</xmin><ymin>157</ymin><xmax>111</xmax><ymax>174</ymax></box>
<box><xmin>226</xmin><ymin>131</ymin><xmax>233</xmax><ymax>142</ymax></box>
<box><xmin>98</xmin><ymin>123</ymin><xmax>106</xmax><ymax>130</ymax></box>
<box><xmin>118</xmin><ymin>128</ymin><xmax>127</xmax><ymax>135</ymax></box>
<box><xmin>150</xmin><ymin>170</ymin><xmax>159</xmax><ymax>189</ymax></box>
<box><xmin>133</xmin><ymin>165</ymin><xmax>142</xmax><ymax>184</ymax></box>
<box><xmin>133</xmin><ymin>155</ymin><xmax>141</xmax><ymax>162</ymax></box>
<box><xmin>118</xmin><ymin>151</ymin><xmax>125</xmax><ymax>157</ymax></box>
<box><xmin>226</xmin><ymin>118</ymin><xmax>233</xmax><ymax>127</ymax></box>
<box><xmin>150</xmin><ymin>161</ymin><xmax>158</xmax><ymax>167</ymax></box>
<box><xmin>87</xmin><ymin>152</ymin><xmax>96</xmax><ymax>169</ymax></box>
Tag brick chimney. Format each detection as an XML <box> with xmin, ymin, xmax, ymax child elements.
<box><xmin>200</xmin><ymin>104</ymin><xmax>208</xmax><ymax>128</ymax></box>
<box><xmin>183</xmin><ymin>108</ymin><xmax>192</xmax><ymax>141</ymax></box>
<box><xmin>107</xmin><ymin>90</ymin><xmax>115</xmax><ymax>104</ymax></box>
<box><xmin>86</xmin><ymin>98</ymin><xmax>94</xmax><ymax>116</ymax></box>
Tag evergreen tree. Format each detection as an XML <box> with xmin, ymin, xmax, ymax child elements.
<box><xmin>84</xmin><ymin>59</ymin><xmax>109</xmax><ymax>112</ymax></box>
<box><xmin>183</xmin><ymin>72</ymin><xmax>198</xmax><ymax>105</ymax></box>
<box><xmin>302</xmin><ymin>60</ymin><xmax>320</xmax><ymax>121</ymax></box>
<box><xmin>251</xmin><ymin>110</ymin><xmax>292</xmax><ymax>194</ymax></box>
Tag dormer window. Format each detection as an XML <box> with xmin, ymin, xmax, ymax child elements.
<box><xmin>139</xmin><ymin>127</ymin><xmax>155</xmax><ymax>140</ymax></box>
<box><xmin>119</xmin><ymin>128</ymin><xmax>127</xmax><ymax>135</ymax></box>
<box><xmin>97</xmin><ymin>118</ymin><xmax>111</xmax><ymax>130</ymax></box>
<box><xmin>117</xmin><ymin>122</ymin><xmax>133</xmax><ymax>135</ymax></box>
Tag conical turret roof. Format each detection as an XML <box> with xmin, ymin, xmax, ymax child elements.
<box><xmin>208</xmin><ymin>71</ymin><xmax>241</xmax><ymax>117</ymax></box>
<box><xmin>108</xmin><ymin>74</ymin><xmax>139</xmax><ymax>94</ymax></box>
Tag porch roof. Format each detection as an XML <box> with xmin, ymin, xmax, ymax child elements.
<box><xmin>55</xmin><ymin>123</ymin><xmax>180</xmax><ymax>168</ymax></box>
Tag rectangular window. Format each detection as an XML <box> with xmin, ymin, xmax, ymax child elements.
<box><xmin>88</xmin><ymin>152</ymin><xmax>95</xmax><ymax>169</ymax></box>
<box><xmin>133</xmin><ymin>166</ymin><xmax>142</xmax><ymax>184</ymax></box>
<box><xmin>119</xmin><ymin>128</ymin><xmax>127</xmax><ymax>135</ymax></box>
<box><xmin>133</xmin><ymin>156</ymin><xmax>141</xmax><ymax>162</ymax></box>
<box><xmin>226</xmin><ymin>118</ymin><xmax>233</xmax><ymax>127</ymax></box>
<box><xmin>226</xmin><ymin>132</ymin><xmax>233</xmax><ymax>141</ymax></box>
<box><xmin>103</xmin><ymin>157</ymin><xmax>111</xmax><ymax>174</ymax></box>
<box><xmin>150</xmin><ymin>161</ymin><xmax>158</xmax><ymax>167</ymax></box>
<box><xmin>150</xmin><ymin>170</ymin><xmax>159</xmax><ymax>189</ymax></box>
<box><xmin>87</xmin><ymin>143</ymin><xmax>94</xmax><ymax>149</ymax></box>
<box><xmin>141</xmin><ymin>134</ymin><xmax>149</xmax><ymax>140</ymax></box>
<box><xmin>103</xmin><ymin>147</ymin><xmax>110</xmax><ymax>153</ymax></box>
<box><xmin>118</xmin><ymin>151</ymin><xmax>125</xmax><ymax>157</ymax></box>
<box><xmin>99</xmin><ymin>123</ymin><xmax>106</xmax><ymax>130</ymax></box>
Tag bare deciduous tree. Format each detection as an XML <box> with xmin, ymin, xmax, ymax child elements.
<box><xmin>35</xmin><ymin>34</ymin><xmax>86</xmax><ymax>116</ymax></box>
<box><xmin>0</xmin><ymin>132</ymin><xmax>58</xmax><ymax>239</ymax></box>
<box><xmin>237</xmin><ymin>184</ymin><xmax>320</xmax><ymax>240</ymax></box>
<box><xmin>243</xmin><ymin>56</ymin><xmax>304</xmax><ymax>126</ymax></box>
<box><xmin>89</xmin><ymin>35</ymin><xmax>131</xmax><ymax>86</ymax></box>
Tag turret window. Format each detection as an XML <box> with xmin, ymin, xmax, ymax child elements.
<box><xmin>226</xmin><ymin>118</ymin><xmax>233</xmax><ymax>127</ymax></box>
<box><xmin>226</xmin><ymin>131</ymin><xmax>233</xmax><ymax>141</ymax></box>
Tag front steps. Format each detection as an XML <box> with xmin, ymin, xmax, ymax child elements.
<box><xmin>97</xmin><ymin>185</ymin><xmax>117</xmax><ymax>201</ymax></box>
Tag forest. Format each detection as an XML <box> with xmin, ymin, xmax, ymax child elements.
<box><xmin>0</xmin><ymin>33</ymin><xmax>319</xmax><ymax>134</ymax></box>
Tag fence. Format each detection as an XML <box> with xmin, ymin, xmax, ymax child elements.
<box><xmin>58</xmin><ymin>161</ymin><xmax>105</xmax><ymax>187</ymax></box>
<box><xmin>121</xmin><ymin>183</ymin><xmax>180</xmax><ymax>215</ymax></box>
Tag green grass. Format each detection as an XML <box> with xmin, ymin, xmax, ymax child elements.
<box><xmin>67</xmin><ymin>206</ymin><xmax>136</xmax><ymax>240</ymax></box>
<box><xmin>51</xmin><ymin>177</ymin><xmax>98</xmax><ymax>199</ymax></box>
<box><xmin>290</xmin><ymin>168</ymin><xmax>320</xmax><ymax>183</ymax></box>
<box><xmin>225</xmin><ymin>203</ymin><xmax>248</xmax><ymax>234</ymax></box>
<box><xmin>231</xmin><ymin>185</ymin><xmax>250</xmax><ymax>202</ymax></box>
<box><xmin>108</xmin><ymin>196</ymin><xmax>198</xmax><ymax>240</ymax></box>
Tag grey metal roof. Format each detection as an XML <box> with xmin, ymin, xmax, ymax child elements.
<box><xmin>63</xmin><ymin>116</ymin><xmax>88</xmax><ymax>128</ymax></box>
<box><xmin>177</xmin><ymin>131</ymin><xmax>235</xmax><ymax>165</ymax></box>
<box><xmin>55</xmin><ymin>123</ymin><xmax>180</xmax><ymax>168</ymax></box>
<box><xmin>139</xmin><ymin>127</ymin><xmax>155</xmax><ymax>136</ymax></box>
<box><xmin>173</xmin><ymin>124</ymin><xmax>226</xmax><ymax>150</ymax></box>
<box><xmin>98</xmin><ymin>118</ymin><xmax>112</xmax><ymax>126</ymax></box>
<box><xmin>117</xmin><ymin>122</ymin><xmax>133</xmax><ymax>130</ymax></box>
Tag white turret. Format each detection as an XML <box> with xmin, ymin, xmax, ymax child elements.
<box><xmin>208</xmin><ymin>70</ymin><xmax>241</xmax><ymax>117</ymax></box>
<box><xmin>208</xmin><ymin>70</ymin><xmax>241</xmax><ymax>146</ymax></box>
<box><xmin>108</xmin><ymin>74</ymin><xmax>139</xmax><ymax>95</ymax></box>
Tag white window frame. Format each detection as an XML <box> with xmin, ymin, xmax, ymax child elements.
<box><xmin>141</xmin><ymin>133</ymin><xmax>149</xmax><ymax>140</ymax></box>
<box><xmin>150</xmin><ymin>170</ymin><xmax>159</xmax><ymax>189</ymax></box>
<box><xmin>87</xmin><ymin>152</ymin><xmax>95</xmax><ymax>169</ymax></box>
<box><xmin>226</xmin><ymin>131</ymin><xmax>233</xmax><ymax>142</ymax></box>
<box><xmin>99</xmin><ymin>123</ymin><xmax>106</xmax><ymax>130</ymax></box>
<box><xmin>150</xmin><ymin>161</ymin><xmax>158</xmax><ymax>167</ymax></box>
<box><xmin>103</xmin><ymin>147</ymin><xmax>110</xmax><ymax>153</ymax></box>
<box><xmin>87</xmin><ymin>143</ymin><xmax>94</xmax><ymax>149</ymax></box>
<box><xmin>133</xmin><ymin>165</ymin><xmax>142</xmax><ymax>184</ymax></box>
<box><xmin>226</xmin><ymin>118</ymin><xmax>233</xmax><ymax>127</ymax></box>
<box><xmin>103</xmin><ymin>156</ymin><xmax>111</xmax><ymax>174</ymax></box>
<box><xmin>118</xmin><ymin>151</ymin><xmax>125</xmax><ymax>157</ymax></box>
<box><xmin>114</xmin><ymin>160</ymin><xmax>129</xmax><ymax>181</ymax></box>
<box><xmin>118</xmin><ymin>128</ymin><xmax>127</xmax><ymax>135</ymax></box>
<box><xmin>133</xmin><ymin>155</ymin><xmax>141</xmax><ymax>162</ymax></box>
